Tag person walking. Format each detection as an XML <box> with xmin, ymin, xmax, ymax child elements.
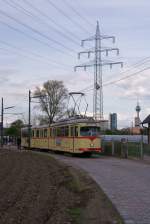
<box><xmin>17</xmin><ymin>137</ymin><xmax>21</xmax><ymax>150</ymax></box>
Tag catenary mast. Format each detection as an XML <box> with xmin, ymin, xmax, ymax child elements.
<box><xmin>75</xmin><ymin>21</ymin><xmax>123</xmax><ymax>120</ymax></box>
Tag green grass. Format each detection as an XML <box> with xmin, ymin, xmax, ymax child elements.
<box><xmin>143</xmin><ymin>144</ymin><xmax>150</xmax><ymax>155</ymax></box>
<box><xmin>68</xmin><ymin>207</ymin><xmax>82</xmax><ymax>224</ymax></box>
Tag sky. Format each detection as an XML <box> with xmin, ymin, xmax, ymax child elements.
<box><xmin>0</xmin><ymin>0</ymin><xmax>150</xmax><ymax>128</ymax></box>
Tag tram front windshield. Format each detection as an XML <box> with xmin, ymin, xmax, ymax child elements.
<box><xmin>80</xmin><ymin>126</ymin><xmax>100</xmax><ymax>136</ymax></box>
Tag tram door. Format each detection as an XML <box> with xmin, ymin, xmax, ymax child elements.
<box><xmin>70</xmin><ymin>126</ymin><xmax>78</xmax><ymax>153</ymax></box>
<box><xmin>70</xmin><ymin>126</ymin><xmax>75</xmax><ymax>153</ymax></box>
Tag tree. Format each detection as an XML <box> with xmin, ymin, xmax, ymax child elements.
<box><xmin>5</xmin><ymin>119</ymin><xmax>24</xmax><ymax>137</ymax></box>
<box><xmin>37</xmin><ymin>115</ymin><xmax>49</xmax><ymax>125</ymax></box>
<box><xmin>34</xmin><ymin>80</ymin><xmax>68</xmax><ymax>124</ymax></box>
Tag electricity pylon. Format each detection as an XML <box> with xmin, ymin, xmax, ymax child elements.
<box><xmin>74</xmin><ymin>21</ymin><xmax>123</xmax><ymax>121</ymax></box>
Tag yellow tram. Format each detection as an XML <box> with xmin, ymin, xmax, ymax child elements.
<box><xmin>21</xmin><ymin>117</ymin><xmax>102</xmax><ymax>155</ymax></box>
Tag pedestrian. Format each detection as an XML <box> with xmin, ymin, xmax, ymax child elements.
<box><xmin>17</xmin><ymin>137</ymin><xmax>21</xmax><ymax>150</ymax></box>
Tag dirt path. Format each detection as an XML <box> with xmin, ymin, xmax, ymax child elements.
<box><xmin>0</xmin><ymin>150</ymin><xmax>123</xmax><ymax>224</ymax></box>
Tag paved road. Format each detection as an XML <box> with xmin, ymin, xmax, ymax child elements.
<box><xmin>51</xmin><ymin>154</ymin><xmax>150</xmax><ymax>224</ymax></box>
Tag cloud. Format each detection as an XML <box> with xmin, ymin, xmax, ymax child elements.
<box><xmin>0</xmin><ymin>68</ymin><xmax>18</xmax><ymax>84</ymax></box>
<box><xmin>117</xmin><ymin>112</ymin><xmax>133</xmax><ymax>128</ymax></box>
<box><xmin>113</xmin><ymin>69</ymin><xmax>150</xmax><ymax>100</ymax></box>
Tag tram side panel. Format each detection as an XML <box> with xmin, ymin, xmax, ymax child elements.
<box><xmin>49</xmin><ymin>126</ymin><xmax>74</xmax><ymax>152</ymax></box>
<box><xmin>62</xmin><ymin>126</ymin><xmax>73</xmax><ymax>152</ymax></box>
<box><xmin>49</xmin><ymin>128</ymin><xmax>58</xmax><ymax>151</ymax></box>
<box><xmin>31</xmin><ymin>128</ymin><xmax>49</xmax><ymax>150</ymax></box>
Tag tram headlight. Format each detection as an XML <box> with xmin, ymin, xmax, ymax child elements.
<box><xmin>90</xmin><ymin>143</ymin><xmax>94</xmax><ymax>147</ymax></box>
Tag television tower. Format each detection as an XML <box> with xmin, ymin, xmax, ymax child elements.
<box><xmin>74</xmin><ymin>21</ymin><xmax>123</xmax><ymax>120</ymax></box>
<box><xmin>135</xmin><ymin>101</ymin><xmax>141</xmax><ymax>127</ymax></box>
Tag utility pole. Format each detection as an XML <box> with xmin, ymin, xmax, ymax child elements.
<box><xmin>28</xmin><ymin>90</ymin><xmax>31</xmax><ymax>150</ymax></box>
<box><xmin>75</xmin><ymin>21</ymin><xmax>123</xmax><ymax>121</ymax></box>
<box><xmin>28</xmin><ymin>90</ymin><xmax>48</xmax><ymax>149</ymax></box>
<box><xmin>1</xmin><ymin>98</ymin><xmax>15</xmax><ymax>148</ymax></box>
<box><xmin>1</xmin><ymin>98</ymin><xmax>3</xmax><ymax>148</ymax></box>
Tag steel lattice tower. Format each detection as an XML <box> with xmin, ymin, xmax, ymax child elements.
<box><xmin>75</xmin><ymin>21</ymin><xmax>123</xmax><ymax>121</ymax></box>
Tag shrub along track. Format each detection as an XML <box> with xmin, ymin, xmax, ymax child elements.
<box><xmin>0</xmin><ymin>150</ymin><xmax>123</xmax><ymax>224</ymax></box>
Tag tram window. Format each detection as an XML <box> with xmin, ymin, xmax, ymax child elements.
<box><xmin>57</xmin><ymin>128</ymin><xmax>61</xmax><ymax>137</ymax></box>
<box><xmin>53</xmin><ymin>128</ymin><xmax>56</xmax><ymax>137</ymax></box>
<box><xmin>50</xmin><ymin>128</ymin><xmax>53</xmax><ymax>137</ymax></box>
<box><xmin>44</xmin><ymin>129</ymin><xmax>47</xmax><ymax>138</ymax></box>
<box><xmin>80</xmin><ymin>126</ymin><xmax>100</xmax><ymax>136</ymax></box>
<box><xmin>36</xmin><ymin>130</ymin><xmax>39</xmax><ymax>138</ymax></box>
<box><xmin>40</xmin><ymin>130</ymin><xmax>43</xmax><ymax>138</ymax></box>
<box><xmin>49</xmin><ymin>129</ymin><xmax>51</xmax><ymax>137</ymax></box>
<box><xmin>60</xmin><ymin>127</ymin><xmax>63</xmax><ymax>137</ymax></box>
<box><xmin>49</xmin><ymin>129</ymin><xmax>50</xmax><ymax>137</ymax></box>
<box><xmin>64</xmin><ymin>126</ymin><xmax>69</xmax><ymax>136</ymax></box>
<box><xmin>55</xmin><ymin>127</ymin><xmax>69</xmax><ymax>137</ymax></box>
<box><xmin>70</xmin><ymin>126</ymin><xmax>78</xmax><ymax>137</ymax></box>
<box><xmin>75</xmin><ymin>126</ymin><xmax>78</xmax><ymax>136</ymax></box>
<box><xmin>61</xmin><ymin>127</ymin><xmax>65</xmax><ymax>136</ymax></box>
<box><xmin>70</xmin><ymin>127</ymin><xmax>74</xmax><ymax>136</ymax></box>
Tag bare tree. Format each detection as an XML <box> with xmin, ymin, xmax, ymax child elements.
<box><xmin>34</xmin><ymin>80</ymin><xmax>68</xmax><ymax>124</ymax></box>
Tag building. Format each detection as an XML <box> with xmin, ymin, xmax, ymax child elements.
<box><xmin>109</xmin><ymin>113</ymin><xmax>117</xmax><ymax>130</ymax></box>
<box><xmin>100</xmin><ymin>120</ymin><xmax>109</xmax><ymax>131</ymax></box>
<box><xmin>130</xmin><ymin>127</ymin><xmax>141</xmax><ymax>135</ymax></box>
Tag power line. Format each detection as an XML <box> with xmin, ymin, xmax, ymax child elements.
<box><xmin>0</xmin><ymin>39</ymin><xmax>72</xmax><ymax>70</ymax></box>
<box><xmin>1</xmin><ymin>1</ymin><xmax>97</xmax><ymax>66</ymax></box>
<box><xmin>79</xmin><ymin>56</ymin><xmax>150</xmax><ymax>93</ymax></box>
<box><xmin>0</xmin><ymin>2</ymin><xmax>95</xmax><ymax>70</ymax></box>
<box><xmin>46</xmin><ymin>0</ymin><xmax>91</xmax><ymax>35</ymax></box>
<box><xmin>0</xmin><ymin>19</ymin><xmax>67</xmax><ymax>55</ymax></box>
<box><xmin>81</xmin><ymin>66</ymin><xmax>150</xmax><ymax>92</ymax></box>
<box><xmin>4</xmin><ymin>0</ymin><xmax>80</xmax><ymax>47</ymax></box>
<box><xmin>104</xmin><ymin>56</ymin><xmax>150</xmax><ymax>83</ymax></box>
<box><xmin>0</xmin><ymin>17</ymin><xmax>75</xmax><ymax>67</ymax></box>
<box><xmin>21</xmin><ymin>0</ymin><xmax>82</xmax><ymax>42</ymax></box>
<box><xmin>80</xmin><ymin>67</ymin><xmax>150</xmax><ymax>94</ymax></box>
<box><xmin>75</xmin><ymin>0</ymin><xmax>95</xmax><ymax>27</ymax></box>
<box><xmin>0</xmin><ymin>35</ymin><xmax>88</xmax><ymax>83</ymax></box>
<box><xmin>103</xmin><ymin>66</ymin><xmax>150</xmax><ymax>86</ymax></box>
<box><xmin>0</xmin><ymin>9</ymin><xmax>76</xmax><ymax>55</ymax></box>
<box><xmin>20</xmin><ymin>0</ymin><xmax>95</xmax><ymax>56</ymax></box>
<box><xmin>79</xmin><ymin>84</ymin><xmax>93</xmax><ymax>93</ymax></box>
<box><xmin>63</xmin><ymin>0</ymin><xmax>94</xmax><ymax>28</ymax></box>
<box><xmin>0</xmin><ymin>38</ymin><xmax>87</xmax><ymax>82</ymax></box>
<box><xmin>3</xmin><ymin>0</ymin><xmax>35</xmax><ymax>18</ymax></box>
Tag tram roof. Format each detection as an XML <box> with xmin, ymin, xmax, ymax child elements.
<box><xmin>51</xmin><ymin>117</ymin><xmax>99</xmax><ymax>127</ymax></box>
<box><xmin>21</xmin><ymin>116</ymin><xmax>100</xmax><ymax>130</ymax></box>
